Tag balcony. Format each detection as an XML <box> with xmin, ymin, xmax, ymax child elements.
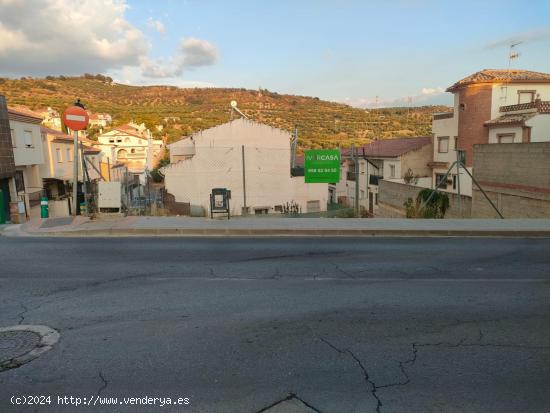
<box><xmin>433</xmin><ymin>112</ymin><xmax>454</xmax><ymax>121</ymax></box>
<box><xmin>500</xmin><ymin>100</ymin><xmax>550</xmax><ymax>114</ymax></box>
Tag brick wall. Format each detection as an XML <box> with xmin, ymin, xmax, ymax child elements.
<box><xmin>0</xmin><ymin>95</ymin><xmax>16</xmax><ymax>179</ymax></box>
<box><xmin>457</xmin><ymin>85</ymin><xmax>493</xmax><ymax>167</ymax></box>
<box><xmin>377</xmin><ymin>180</ymin><xmax>472</xmax><ymax>218</ymax></box>
<box><xmin>472</xmin><ymin>142</ymin><xmax>550</xmax><ymax>218</ymax></box>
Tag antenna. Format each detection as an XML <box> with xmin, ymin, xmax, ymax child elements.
<box><xmin>502</xmin><ymin>41</ymin><xmax>523</xmax><ymax>105</ymax></box>
<box><xmin>229</xmin><ymin>100</ymin><xmax>249</xmax><ymax>120</ymax></box>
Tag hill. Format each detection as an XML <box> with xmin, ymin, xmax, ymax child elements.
<box><xmin>0</xmin><ymin>74</ymin><xmax>449</xmax><ymax>149</ymax></box>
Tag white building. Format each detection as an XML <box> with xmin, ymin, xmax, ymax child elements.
<box><xmin>337</xmin><ymin>137</ymin><xmax>433</xmax><ymax>215</ymax></box>
<box><xmin>163</xmin><ymin>119</ymin><xmax>328</xmax><ymax>216</ymax></box>
<box><xmin>96</xmin><ymin>123</ymin><xmax>163</xmax><ymax>174</ymax></box>
<box><xmin>431</xmin><ymin>69</ymin><xmax>550</xmax><ymax>197</ymax></box>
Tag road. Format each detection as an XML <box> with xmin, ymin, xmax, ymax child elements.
<box><xmin>1</xmin><ymin>237</ymin><xmax>549</xmax><ymax>413</ymax></box>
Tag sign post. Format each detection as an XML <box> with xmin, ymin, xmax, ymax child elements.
<box><xmin>62</xmin><ymin>102</ymin><xmax>89</xmax><ymax>216</ymax></box>
<box><xmin>304</xmin><ymin>149</ymin><xmax>340</xmax><ymax>183</ymax></box>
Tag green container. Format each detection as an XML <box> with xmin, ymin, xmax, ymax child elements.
<box><xmin>40</xmin><ymin>196</ymin><xmax>49</xmax><ymax>219</ymax></box>
<box><xmin>80</xmin><ymin>202</ymin><xmax>87</xmax><ymax>216</ymax></box>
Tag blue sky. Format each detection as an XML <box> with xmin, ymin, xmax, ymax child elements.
<box><xmin>1</xmin><ymin>0</ymin><xmax>549</xmax><ymax>107</ymax></box>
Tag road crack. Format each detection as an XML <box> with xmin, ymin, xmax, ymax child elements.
<box><xmin>97</xmin><ymin>371</ymin><xmax>108</xmax><ymax>396</ymax></box>
<box><xmin>320</xmin><ymin>338</ymin><xmax>382</xmax><ymax>412</ymax></box>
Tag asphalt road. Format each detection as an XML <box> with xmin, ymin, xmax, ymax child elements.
<box><xmin>0</xmin><ymin>237</ymin><xmax>549</xmax><ymax>413</ymax></box>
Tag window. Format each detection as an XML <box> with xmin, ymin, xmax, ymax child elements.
<box><xmin>389</xmin><ymin>164</ymin><xmax>396</xmax><ymax>178</ymax></box>
<box><xmin>109</xmin><ymin>139</ymin><xmax>115</xmax><ymax>143</ymax></box>
<box><xmin>438</xmin><ymin>136</ymin><xmax>449</xmax><ymax>153</ymax></box>
<box><xmin>436</xmin><ymin>173</ymin><xmax>448</xmax><ymax>189</ymax></box>
<box><xmin>518</xmin><ymin>90</ymin><xmax>535</xmax><ymax>104</ymax></box>
<box><xmin>375</xmin><ymin>193</ymin><xmax>378</xmax><ymax>205</ymax></box>
<box><xmin>454</xmin><ymin>136</ymin><xmax>458</xmax><ymax>150</ymax></box>
<box><xmin>66</xmin><ymin>148</ymin><xmax>72</xmax><ymax>162</ymax></box>
<box><xmin>24</xmin><ymin>130</ymin><xmax>33</xmax><ymax>148</ymax></box>
<box><xmin>116</xmin><ymin>139</ymin><xmax>122</xmax><ymax>143</ymax></box>
<box><xmin>452</xmin><ymin>175</ymin><xmax>457</xmax><ymax>190</ymax></box>
<box><xmin>56</xmin><ymin>148</ymin><xmax>62</xmax><ymax>163</ymax></box>
<box><xmin>10</xmin><ymin>129</ymin><xmax>16</xmax><ymax>147</ymax></box>
<box><xmin>497</xmin><ymin>133</ymin><xmax>515</xmax><ymax>144</ymax></box>
<box><xmin>124</xmin><ymin>138</ymin><xmax>130</xmax><ymax>143</ymax></box>
<box><xmin>459</xmin><ymin>103</ymin><xmax>466</xmax><ymax>111</ymax></box>
<box><xmin>360</xmin><ymin>162</ymin><xmax>365</xmax><ymax>174</ymax></box>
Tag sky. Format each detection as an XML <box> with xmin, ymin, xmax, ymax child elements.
<box><xmin>1</xmin><ymin>0</ymin><xmax>549</xmax><ymax>108</ymax></box>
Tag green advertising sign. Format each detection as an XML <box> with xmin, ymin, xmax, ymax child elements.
<box><xmin>304</xmin><ymin>149</ymin><xmax>341</xmax><ymax>183</ymax></box>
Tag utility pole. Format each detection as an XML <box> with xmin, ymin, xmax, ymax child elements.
<box><xmin>352</xmin><ymin>144</ymin><xmax>360</xmax><ymax>217</ymax></box>
<box><xmin>241</xmin><ymin>145</ymin><xmax>247</xmax><ymax>215</ymax></box>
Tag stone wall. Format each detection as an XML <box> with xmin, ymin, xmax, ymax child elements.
<box><xmin>377</xmin><ymin>179</ymin><xmax>472</xmax><ymax>218</ymax></box>
<box><xmin>472</xmin><ymin>143</ymin><xmax>550</xmax><ymax>218</ymax></box>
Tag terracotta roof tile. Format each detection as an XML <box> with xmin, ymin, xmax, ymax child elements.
<box><xmin>447</xmin><ymin>69</ymin><xmax>550</xmax><ymax>91</ymax></box>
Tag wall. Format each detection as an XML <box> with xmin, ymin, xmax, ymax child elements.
<box><xmin>490</xmin><ymin>84</ymin><xmax>550</xmax><ymax>118</ymax></box>
<box><xmin>472</xmin><ymin>142</ymin><xmax>550</xmax><ymax>218</ymax></box>
<box><xmin>10</xmin><ymin>120</ymin><xmax>44</xmax><ymax>166</ymax></box>
<box><xmin>457</xmin><ymin>84</ymin><xmax>493</xmax><ymax>167</ymax></box>
<box><xmin>526</xmin><ymin>114</ymin><xmax>550</xmax><ymax>143</ymax></box>
<box><xmin>401</xmin><ymin>141</ymin><xmax>433</xmax><ymax>178</ymax></box>
<box><xmin>487</xmin><ymin>126</ymin><xmax>524</xmax><ymax>144</ymax></box>
<box><xmin>0</xmin><ymin>96</ymin><xmax>16</xmax><ymax>179</ymax></box>
<box><xmin>377</xmin><ymin>179</ymin><xmax>472</xmax><ymax>218</ymax></box>
<box><xmin>165</xmin><ymin>120</ymin><xmax>328</xmax><ymax>216</ymax></box>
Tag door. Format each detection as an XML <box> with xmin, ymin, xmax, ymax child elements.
<box><xmin>0</xmin><ymin>178</ymin><xmax>11</xmax><ymax>223</ymax></box>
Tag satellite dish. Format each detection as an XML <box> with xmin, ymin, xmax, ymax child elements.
<box><xmin>230</xmin><ymin>100</ymin><xmax>238</xmax><ymax>108</ymax></box>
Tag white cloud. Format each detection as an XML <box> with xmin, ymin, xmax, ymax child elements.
<box><xmin>0</xmin><ymin>0</ymin><xmax>149</xmax><ymax>76</ymax></box>
<box><xmin>141</xmin><ymin>37</ymin><xmax>219</xmax><ymax>79</ymax></box>
<box><xmin>147</xmin><ymin>17</ymin><xmax>166</xmax><ymax>36</ymax></box>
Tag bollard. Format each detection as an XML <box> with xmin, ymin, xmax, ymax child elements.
<box><xmin>40</xmin><ymin>196</ymin><xmax>49</xmax><ymax>219</ymax></box>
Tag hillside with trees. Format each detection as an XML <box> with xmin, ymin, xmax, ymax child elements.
<box><xmin>0</xmin><ymin>74</ymin><xmax>448</xmax><ymax>149</ymax></box>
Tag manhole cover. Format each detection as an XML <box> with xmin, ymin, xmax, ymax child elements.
<box><xmin>0</xmin><ymin>325</ymin><xmax>60</xmax><ymax>372</ymax></box>
<box><xmin>0</xmin><ymin>330</ymin><xmax>41</xmax><ymax>361</ymax></box>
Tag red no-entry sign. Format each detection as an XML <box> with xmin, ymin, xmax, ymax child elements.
<box><xmin>63</xmin><ymin>106</ymin><xmax>89</xmax><ymax>131</ymax></box>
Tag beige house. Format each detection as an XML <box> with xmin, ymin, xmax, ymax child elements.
<box><xmin>163</xmin><ymin>119</ymin><xmax>328</xmax><ymax>216</ymax></box>
<box><xmin>337</xmin><ymin>137</ymin><xmax>432</xmax><ymax>215</ymax></box>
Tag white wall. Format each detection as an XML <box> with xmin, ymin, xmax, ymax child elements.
<box><xmin>491</xmin><ymin>84</ymin><xmax>550</xmax><ymax>118</ymax></box>
<box><xmin>10</xmin><ymin>120</ymin><xmax>44</xmax><ymax>166</ymax></box>
<box><xmin>526</xmin><ymin>115</ymin><xmax>550</xmax><ymax>142</ymax></box>
<box><xmin>487</xmin><ymin>126</ymin><xmax>523</xmax><ymax>144</ymax></box>
<box><xmin>165</xmin><ymin>119</ymin><xmax>328</xmax><ymax>215</ymax></box>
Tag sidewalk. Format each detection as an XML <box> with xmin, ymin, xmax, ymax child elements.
<box><xmin>2</xmin><ymin>216</ymin><xmax>550</xmax><ymax>237</ymax></box>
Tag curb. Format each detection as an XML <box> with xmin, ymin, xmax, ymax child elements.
<box><xmin>17</xmin><ymin>228</ymin><xmax>550</xmax><ymax>238</ymax></box>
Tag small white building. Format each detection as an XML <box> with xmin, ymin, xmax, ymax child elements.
<box><xmin>163</xmin><ymin>119</ymin><xmax>328</xmax><ymax>216</ymax></box>
<box><xmin>96</xmin><ymin>123</ymin><xmax>163</xmax><ymax>174</ymax></box>
<box><xmin>8</xmin><ymin>107</ymin><xmax>46</xmax><ymax>218</ymax></box>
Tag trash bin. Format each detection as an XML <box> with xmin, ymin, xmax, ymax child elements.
<box><xmin>40</xmin><ymin>197</ymin><xmax>49</xmax><ymax>219</ymax></box>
